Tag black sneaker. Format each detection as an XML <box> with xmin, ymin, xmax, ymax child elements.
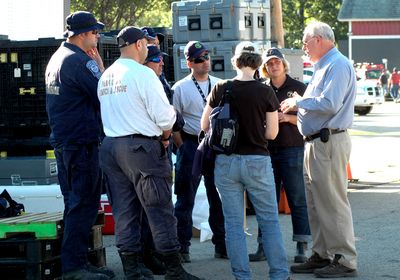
<box><xmin>248</xmin><ymin>243</ymin><xmax>266</xmax><ymax>262</ymax></box>
<box><xmin>294</xmin><ymin>242</ymin><xmax>308</xmax><ymax>263</ymax></box>
<box><xmin>314</xmin><ymin>254</ymin><xmax>357</xmax><ymax>278</ymax></box>
<box><xmin>214</xmin><ymin>246</ymin><xmax>228</xmax><ymax>259</ymax></box>
<box><xmin>290</xmin><ymin>252</ymin><xmax>331</xmax><ymax>273</ymax></box>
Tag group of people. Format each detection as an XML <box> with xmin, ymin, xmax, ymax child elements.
<box><xmin>45</xmin><ymin>10</ymin><xmax>358</xmax><ymax>280</ymax></box>
<box><xmin>380</xmin><ymin>67</ymin><xmax>400</xmax><ymax>102</ymax></box>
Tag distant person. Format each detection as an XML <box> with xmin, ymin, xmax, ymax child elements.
<box><xmin>281</xmin><ymin>21</ymin><xmax>358</xmax><ymax>278</ymax></box>
<box><xmin>141</xmin><ymin>27</ymin><xmax>173</xmax><ymax>104</ymax></box>
<box><xmin>249</xmin><ymin>47</ymin><xmax>311</xmax><ymax>264</ymax></box>
<box><xmin>379</xmin><ymin>69</ymin><xmax>389</xmax><ymax>97</ymax></box>
<box><xmin>140</xmin><ymin>45</ymin><xmax>185</xmax><ymax>276</ymax></box>
<box><xmin>45</xmin><ymin>11</ymin><xmax>114</xmax><ymax>280</ymax></box>
<box><xmin>201</xmin><ymin>41</ymin><xmax>291</xmax><ymax>280</ymax></box>
<box><xmin>389</xmin><ymin>67</ymin><xmax>400</xmax><ymax>102</ymax></box>
<box><xmin>141</xmin><ymin>26</ymin><xmax>164</xmax><ymax>48</ymax></box>
<box><xmin>97</xmin><ymin>26</ymin><xmax>202</xmax><ymax>280</ymax></box>
<box><xmin>172</xmin><ymin>41</ymin><xmax>226</xmax><ymax>263</ymax></box>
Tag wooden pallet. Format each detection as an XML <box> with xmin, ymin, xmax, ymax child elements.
<box><xmin>0</xmin><ymin>211</ymin><xmax>105</xmax><ymax>240</ymax></box>
<box><xmin>0</xmin><ymin>212</ymin><xmax>64</xmax><ymax>239</ymax></box>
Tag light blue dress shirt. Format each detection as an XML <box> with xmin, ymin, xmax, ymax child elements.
<box><xmin>297</xmin><ymin>47</ymin><xmax>356</xmax><ymax>137</ymax></box>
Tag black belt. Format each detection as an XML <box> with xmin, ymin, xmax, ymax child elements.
<box><xmin>304</xmin><ymin>129</ymin><xmax>346</xmax><ymax>142</ymax></box>
<box><xmin>115</xmin><ymin>134</ymin><xmax>161</xmax><ymax>140</ymax></box>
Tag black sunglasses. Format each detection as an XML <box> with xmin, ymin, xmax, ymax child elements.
<box><xmin>149</xmin><ymin>56</ymin><xmax>163</xmax><ymax>63</ymax></box>
<box><xmin>193</xmin><ymin>54</ymin><xmax>210</xmax><ymax>64</ymax></box>
<box><xmin>92</xmin><ymin>30</ymin><xmax>100</xmax><ymax>35</ymax></box>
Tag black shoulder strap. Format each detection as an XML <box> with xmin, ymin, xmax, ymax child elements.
<box><xmin>218</xmin><ymin>80</ymin><xmax>234</xmax><ymax>106</ymax></box>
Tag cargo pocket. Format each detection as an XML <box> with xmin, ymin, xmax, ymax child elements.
<box><xmin>140</xmin><ymin>172</ymin><xmax>172</xmax><ymax>207</ymax></box>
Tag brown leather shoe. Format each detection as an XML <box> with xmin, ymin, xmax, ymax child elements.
<box><xmin>314</xmin><ymin>254</ymin><xmax>357</xmax><ymax>278</ymax></box>
<box><xmin>290</xmin><ymin>252</ymin><xmax>331</xmax><ymax>273</ymax></box>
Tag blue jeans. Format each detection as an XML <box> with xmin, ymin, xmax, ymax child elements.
<box><xmin>390</xmin><ymin>84</ymin><xmax>399</xmax><ymax>100</ymax></box>
<box><xmin>215</xmin><ymin>154</ymin><xmax>289</xmax><ymax>280</ymax></box>
<box><xmin>174</xmin><ymin>138</ymin><xmax>225</xmax><ymax>252</ymax></box>
<box><xmin>270</xmin><ymin>146</ymin><xmax>311</xmax><ymax>242</ymax></box>
<box><xmin>100</xmin><ymin>136</ymin><xmax>180</xmax><ymax>254</ymax></box>
<box><xmin>55</xmin><ymin>143</ymin><xmax>101</xmax><ymax>273</ymax></box>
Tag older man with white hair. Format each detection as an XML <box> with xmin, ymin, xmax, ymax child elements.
<box><xmin>281</xmin><ymin>21</ymin><xmax>358</xmax><ymax>278</ymax></box>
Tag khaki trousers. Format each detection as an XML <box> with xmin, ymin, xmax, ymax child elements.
<box><xmin>304</xmin><ymin>131</ymin><xmax>357</xmax><ymax>269</ymax></box>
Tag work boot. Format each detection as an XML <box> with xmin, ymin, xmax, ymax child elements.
<box><xmin>137</xmin><ymin>254</ymin><xmax>155</xmax><ymax>280</ymax></box>
<box><xmin>163</xmin><ymin>252</ymin><xmax>204</xmax><ymax>280</ymax></box>
<box><xmin>179</xmin><ymin>252</ymin><xmax>191</xmax><ymax>263</ymax></box>
<box><xmin>143</xmin><ymin>251</ymin><xmax>166</xmax><ymax>275</ymax></box>
<box><xmin>314</xmin><ymin>254</ymin><xmax>357</xmax><ymax>278</ymax></box>
<box><xmin>119</xmin><ymin>251</ymin><xmax>145</xmax><ymax>280</ymax></box>
<box><xmin>294</xmin><ymin>242</ymin><xmax>308</xmax><ymax>263</ymax></box>
<box><xmin>86</xmin><ymin>263</ymin><xmax>115</xmax><ymax>279</ymax></box>
<box><xmin>291</xmin><ymin>252</ymin><xmax>331</xmax><ymax>274</ymax></box>
<box><xmin>248</xmin><ymin>243</ymin><xmax>266</xmax><ymax>262</ymax></box>
<box><xmin>62</xmin><ymin>268</ymin><xmax>110</xmax><ymax>280</ymax></box>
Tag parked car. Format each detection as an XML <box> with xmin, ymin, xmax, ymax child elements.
<box><xmin>303</xmin><ymin>67</ymin><xmax>313</xmax><ymax>85</ymax></box>
<box><xmin>354</xmin><ymin>79</ymin><xmax>384</xmax><ymax>115</ymax></box>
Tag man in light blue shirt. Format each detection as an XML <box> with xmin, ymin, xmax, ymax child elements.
<box><xmin>281</xmin><ymin>21</ymin><xmax>358</xmax><ymax>278</ymax></box>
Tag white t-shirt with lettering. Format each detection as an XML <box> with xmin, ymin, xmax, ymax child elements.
<box><xmin>98</xmin><ymin>58</ymin><xmax>176</xmax><ymax>137</ymax></box>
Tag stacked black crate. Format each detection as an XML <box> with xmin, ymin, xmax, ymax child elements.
<box><xmin>171</xmin><ymin>0</ymin><xmax>271</xmax><ymax>82</ymax></box>
<box><xmin>0</xmin><ymin>36</ymin><xmax>120</xmax><ymax>185</ymax></box>
<box><xmin>0</xmin><ymin>212</ymin><xmax>106</xmax><ymax>280</ymax></box>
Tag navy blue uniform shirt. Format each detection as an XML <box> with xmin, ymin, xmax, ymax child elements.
<box><xmin>45</xmin><ymin>42</ymin><xmax>102</xmax><ymax>148</ymax></box>
<box><xmin>267</xmin><ymin>75</ymin><xmax>307</xmax><ymax>148</ymax></box>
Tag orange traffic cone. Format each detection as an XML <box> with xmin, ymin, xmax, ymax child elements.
<box><xmin>346</xmin><ymin>163</ymin><xmax>352</xmax><ymax>180</ymax></box>
<box><xmin>278</xmin><ymin>188</ymin><xmax>291</xmax><ymax>214</ymax></box>
<box><xmin>346</xmin><ymin>162</ymin><xmax>358</xmax><ymax>182</ymax></box>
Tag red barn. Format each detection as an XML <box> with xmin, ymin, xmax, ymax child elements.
<box><xmin>338</xmin><ymin>0</ymin><xmax>400</xmax><ymax>70</ymax></box>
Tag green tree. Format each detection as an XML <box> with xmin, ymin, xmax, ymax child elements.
<box><xmin>282</xmin><ymin>0</ymin><xmax>347</xmax><ymax>49</ymax></box>
<box><xmin>71</xmin><ymin>0</ymin><xmax>174</xmax><ymax>30</ymax></box>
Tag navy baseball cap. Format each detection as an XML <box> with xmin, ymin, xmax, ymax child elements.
<box><xmin>141</xmin><ymin>27</ymin><xmax>165</xmax><ymax>44</ymax></box>
<box><xmin>263</xmin><ymin>47</ymin><xmax>285</xmax><ymax>63</ymax></box>
<box><xmin>145</xmin><ymin>45</ymin><xmax>167</xmax><ymax>62</ymax></box>
<box><xmin>117</xmin><ymin>26</ymin><xmax>151</xmax><ymax>48</ymax></box>
<box><xmin>63</xmin><ymin>11</ymin><xmax>104</xmax><ymax>38</ymax></box>
<box><xmin>184</xmin><ymin>41</ymin><xmax>208</xmax><ymax>60</ymax></box>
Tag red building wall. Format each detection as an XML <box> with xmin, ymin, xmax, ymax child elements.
<box><xmin>352</xmin><ymin>21</ymin><xmax>400</xmax><ymax>35</ymax></box>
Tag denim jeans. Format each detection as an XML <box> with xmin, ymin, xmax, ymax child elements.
<box><xmin>55</xmin><ymin>143</ymin><xmax>101</xmax><ymax>273</ymax></box>
<box><xmin>271</xmin><ymin>146</ymin><xmax>311</xmax><ymax>242</ymax></box>
<box><xmin>100</xmin><ymin>136</ymin><xmax>180</xmax><ymax>254</ymax></box>
<box><xmin>174</xmin><ymin>138</ymin><xmax>225</xmax><ymax>252</ymax></box>
<box><xmin>215</xmin><ymin>154</ymin><xmax>289</xmax><ymax>280</ymax></box>
<box><xmin>390</xmin><ymin>84</ymin><xmax>399</xmax><ymax>100</ymax></box>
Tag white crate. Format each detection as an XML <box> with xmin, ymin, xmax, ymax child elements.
<box><xmin>172</xmin><ymin>0</ymin><xmax>271</xmax><ymax>43</ymax></box>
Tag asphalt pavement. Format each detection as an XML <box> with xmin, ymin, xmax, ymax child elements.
<box><xmin>103</xmin><ymin>103</ymin><xmax>400</xmax><ymax>280</ymax></box>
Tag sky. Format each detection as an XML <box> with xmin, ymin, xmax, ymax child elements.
<box><xmin>0</xmin><ymin>0</ymin><xmax>66</xmax><ymax>40</ymax></box>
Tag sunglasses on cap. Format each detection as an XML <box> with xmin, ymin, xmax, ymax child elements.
<box><xmin>148</xmin><ymin>56</ymin><xmax>163</xmax><ymax>63</ymax></box>
<box><xmin>192</xmin><ymin>54</ymin><xmax>210</xmax><ymax>64</ymax></box>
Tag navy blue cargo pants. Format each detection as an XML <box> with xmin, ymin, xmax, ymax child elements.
<box><xmin>55</xmin><ymin>143</ymin><xmax>102</xmax><ymax>273</ymax></box>
<box><xmin>99</xmin><ymin>136</ymin><xmax>180</xmax><ymax>254</ymax></box>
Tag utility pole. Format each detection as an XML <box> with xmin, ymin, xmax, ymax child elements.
<box><xmin>270</xmin><ymin>0</ymin><xmax>284</xmax><ymax>48</ymax></box>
